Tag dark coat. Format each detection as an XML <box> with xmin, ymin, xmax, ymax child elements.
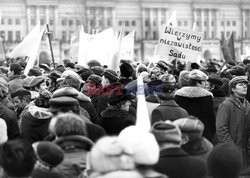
<box><xmin>175</xmin><ymin>86</ymin><xmax>216</xmax><ymax>142</ymax></box>
<box><xmin>216</xmin><ymin>95</ymin><xmax>250</xmax><ymax>151</ymax></box>
<box><xmin>32</xmin><ymin>169</ymin><xmax>65</xmax><ymax>178</ymax></box>
<box><xmin>20</xmin><ymin>106</ymin><xmax>52</xmax><ymax>143</ymax></box>
<box><xmin>79</xmin><ymin>99</ymin><xmax>99</xmax><ymax>124</ymax></box>
<box><xmin>211</xmin><ymin>88</ymin><xmax>227</xmax><ymax>114</ymax></box>
<box><xmin>182</xmin><ymin>137</ymin><xmax>213</xmax><ymax>162</ymax></box>
<box><xmin>53</xmin><ymin>135</ymin><xmax>93</xmax><ymax>178</ymax></box>
<box><xmin>0</xmin><ymin>102</ymin><xmax>19</xmax><ymax>139</ymax></box>
<box><xmin>152</xmin><ymin>147</ymin><xmax>207</xmax><ymax>178</ymax></box>
<box><xmin>99</xmin><ymin>108</ymin><xmax>135</xmax><ymax>135</ymax></box>
<box><xmin>151</xmin><ymin>100</ymin><xmax>188</xmax><ymax>125</ymax></box>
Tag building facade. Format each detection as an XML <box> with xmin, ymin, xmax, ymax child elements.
<box><xmin>0</xmin><ymin>0</ymin><xmax>250</xmax><ymax>64</ymax></box>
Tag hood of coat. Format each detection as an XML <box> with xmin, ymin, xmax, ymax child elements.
<box><xmin>28</xmin><ymin>105</ymin><xmax>52</xmax><ymax>119</ymax></box>
<box><xmin>77</xmin><ymin>92</ymin><xmax>91</xmax><ymax>102</ymax></box>
<box><xmin>175</xmin><ymin>86</ymin><xmax>213</xmax><ymax>98</ymax></box>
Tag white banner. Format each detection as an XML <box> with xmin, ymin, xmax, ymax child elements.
<box><xmin>120</xmin><ymin>31</ymin><xmax>135</xmax><ymax>61</ymax></box>
<box><xmin>156</xmin><ymin>25</ymin><xmax>203</xmax><ymax>63</ymax></box>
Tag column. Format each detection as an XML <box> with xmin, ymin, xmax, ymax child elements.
<box><xmin>149</xmin><ymin>8</ymin><xmax>153</xmax><ymax>39</ymax></box>
<box><xmin>242</xmin><ymin>10</ymin><xmax>245</xmax><ymax>39</ymax></box>
<box><xmin>87</xmin><ymin>8</ymin><xmax>90</xmax><ymax>33</ymax></box>
<box><xmin>45</xmin><ymin>6</ymin><xmax>49</xmax><ymax>24</ymax></box>
<box><xmin>112</xmin><ymin>8</ymin><xmax>115</xmax><ymax>30</ymax></box>
<box><xmin>216</xmin><ymin>9</ymin><xmax>220</xmax><ymax>39</ymax></box>
<box><xmin>27</xmin><ymin>6</ymin><xmax>31</xmax><ymax>33</ymax></box>
<box><xmin>208</xmin><ymin>9</ymin><xmax>212</xmax><ymax>39</ymax></box>
<box><xmin>165</xmin><ymin>9</ymin><xmax>169</xmax><ymax>24</ymax></box>
<box><xmin>193</xmin><ymin>9</ymin><xmax>197</xmax><ymax>30</ymax></box>
<box><xmin>104</xmin><ymin>8</ymin><xmax>108</xmax><ymax>28</ymax></box>
<box><xmin>36</xmin><ymin>6</ymin><xmax>40</xmax><ymax>25</ymax></box>
<box><xmin>157</xmin><ymin>9</ymin><xmax>161</xmax><ymax>38</ymax></box>
<box><xmin>201</xmin><ymin>9</ymin><xmax>204</xmax><ymax>38</ymax></box>
<box><xmin>142</xmin><ymin>8</ymin><xmax>145</xmax><ymax>39</ymax></box>
<box><xmin>54</xmin><ymin>7</ymin><xmax>58</xmax><ymax>39</ymax></box>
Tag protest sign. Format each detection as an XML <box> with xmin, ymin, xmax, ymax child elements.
<box><xmin>156</xmin><ymin>25</ymin><xmax>203</xmax><ymax>63</ymax></box>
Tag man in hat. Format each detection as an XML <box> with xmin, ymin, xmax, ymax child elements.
<box><xmin>216</xmin><ymin>76</ymin><xmax>250</xmax><ymax>167</ymax></box>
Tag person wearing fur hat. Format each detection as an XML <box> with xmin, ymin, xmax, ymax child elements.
<box><xmin>207</xmin><ymin>143</ymin><xmax>243</xmax><ymax>178</ymax></box>
<box><xmin>151</xmin><ymin>82</ymin><xmax>188</xmax><ymax>125</ymax></box>
<box><xmin>96</xmin><ymin>68</ymin><xmax>120</xmax><ymax>117</ymax></box>
<box><xmin>216</xmin><ymin>76</ymin><xmax>250</xmax><ymax>167</ymax></box>
<box><xmin>8</xmin><ymin>63</ymin><xmax>23</xmax><ymax>94</ymax></box>
<box><xmin>151</xmin><ymin>121</ymin><xmax>207</xmax><ymax>178</ymax></box>
<box><xmin>174</xmin><ymin>116</ymin><xmax>213</xmax><ymax>162</ymax></box>
<box><xmin>99</xmin><ymin>87</ymin><xmax>135</xmax><ymax>135</ymax></box>
<box><xmin>0</xmin><ymin>139</ymin><xmax>36</xmax><ymax>178</ymax></box>
<box><xmin>49</xmin><ymin>113</ymin><xmax>94</xmax><ymax>178</ymax></box>
<box><xmin>175</xmin><ymin>69</ymin><xmax>216</xmax><ymax>142</ymax></box>
<box><xmin>19</xmin><ymin>90</ymin><xmax>53</xmax><ymax>143</ymax></box>
<box><xmin>32</xmin><ymin>141</ymin><xmax>65</xmax><ymax>178</ymax></box>
<box><xmin>119</xmin><ymin>62</ymin><xmax>134</xmax><ymax>85</ymax></box>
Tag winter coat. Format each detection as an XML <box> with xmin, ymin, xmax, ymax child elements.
<box><xmin>99</xmin><ymin>107</ymin><xmax>136</xmax><ymax>135</ymax></box>
<box><xmin>211</xmin><ymin>88</ymin><xmax>227</xmax><ymax>114</ymax></box>
<box><xmin>152</xmin><ymin>147</ymin><xmax>207</xmax><ymax>178</ymax></box>
<box><xmin>216</xmin><ymin>95</ymin><xmax>250</xmax><ymax>152</ymax></box>
<box><xmin>53</xmin><ymin>135</ymin><xmax>93</xmax><ymax>178</ymax></box>
<box><xmin>182</xmin><ymin>137</ymin><xmax>213</xmax><ymax>162</ymax></box>
<box><xmin>175</xmin><ymin>86</ymin><xmax>216</xmax><ymax>142</ymax></box>
<box><xmin>151</xmin><ymin>100</ymin><xmax>188</xmax><ymax>125</ymax></box>
<box><xmin>32</xmin><ymin>168</ymin><xmax>65</xmax><ymax>178</ymax></box>
<box><xmin>146</xmin><ymin>94</ymin><xmax>160</xmax><ymax>120</ymax></box>
<box><xmin>20</xmin><ymin>105</ymin><xmax>52</xmax><ymax>143</ymax></box>
<box><xmin>0</xmin><ymin>102</ymin><xmax>19</xmax><ymax>139</ymax></box>
<box><xmin>8</xmin><ymin>75</ymin><xmax>23</xmax><ymax>94</ymax></box>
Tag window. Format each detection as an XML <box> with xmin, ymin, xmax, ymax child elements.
<box><xmin>107</xmin><ymin>19</ymin><xmax>112</xmax><ymax>26</ymax></box>
<box><xmin>145</xmin><ymin>20</ymin><xmax>149</xmax><ymax>27</ymax></box>
<box><xmin>211</xmin><ymin>21</ymin><xmax>214</xmax><ymax>27</ymax></box>
<box><xmin>118</xmin><ymin>21</ymin><xmax>122</xmax><ymax>26</ymax></box>
<box><xmin>211</xmin><ymin>31</ymin><xmax>215</xmax><ymax>39</ymax></box>
<box><xmin>76</xmin><ymin>19</ymin><xmax>81</xmax><ymax>26</ymax></box>
<box><xmin>227</xmin><ymin>21</ymin><xmax>230</xmax><ymax>26</ymax></box>
<box><xmin>204</xmin><ymin>31</ymin><xmax>207</xmax><ymax>39</ymax></box>
<box><xmin>184</xmin><ymin>21</ymin><xmax>188</xmax><ymax>26</ymax></box>
<box><xmin>62</xmin><ymin>31</ymin><xmax>67</xmax><ymax>42</ymax></box>
<box><xmin>61</xmin><ymin>19</ymin><xmax>66</xmax><ymax>26</ymax></box>
<box><xmin>196</xmin><ymin>21</ymin><xmax>200</xmax><ymax>26</ymax></box>
<box><xmin>153</xmin><ymin>31</ymin><xmax>157</xmax><ymax>40</ymax></box>
<box><xmin>49</xmin><ymin>19</ymin><xmax>54</xmax><ymax>25</ymax></box>
<box><xmin>204</xmin><ymin>21</ymin><xmax>207</xmax><ymax>26</ymax></box>
<box><xmin>221</xmin><ymin>21</ymin><xmax>224</xmax><ymax>26</ymax></box>
<box><xmin>227</xmin><ymin>31</ymin><xmax>230</xmax><ymax>37</ymax></box>
<box><xmin>245</xmin><ymin>21</ymin><xmax>248</xmax><ymax>27</ymax></box>
<box><xmin>16</xmin><ymin>31</ymin><xmax>21</xmax><ymax>41</ymax></box>
<box><xmin>125</xmin><ymin>31</ymin><xmax>129</xmax><ymax>36</ymax></box>
<box><xmin>233</xmin><ymin>31</ymin><xmax>236</xmax><ymax>38</ymax></box>
<box><xmin>125</xmin><ymin>20</ymin><xmax>129</xmax><ymax>26</ymax></box>
<box><xmin>0</xmin><ymin>31</ymin><xmax>5</xmax><ymax>40</ymax></box>
<box><xmin>178</xmin><ymin>21</ymin><xmax>182</xmax><ymax>26</ymax></box>
<box><xmin>69</xmin><ymin>20</ymin><xmax>73</xmax><ymax>26</ymax></box>
<box><xmin>15</xmin><ymin>19</ymin><xmax>20</xmax><ymax>25</ymax></box>
<box><xmin>232</xmin><ymin>21</ymin><xmax>236</xmax><ymax>26</ymax></box>
<box><xmin>8</xmin><ymin>19</ymin><xmax>12</xmax><ymax>25</ymax></box>
<box><xmin>145</xmin><ymin>31</ymin><xmax>148</xmax><ymax>39</ymax></box>
<box><xmin>1</xmin><ymin>19</ymin><xmax>4</xmax><ymax>25</ymax></box>
<box><xmin>99</xmin><ymin>20</ymin><xmax>103</xmax><ymax>26</ymax></box>
<box><xmin>8</xmin><ymin>31</ymin><xmax>13</xmax><ymax>42</ymax></box>
<box><xmin>40</xmin><ymin>19</ymin><xmax>45</xmax><ymax>25</ymax></box>
<box><xmin>90</xmin><ymin>20</ymin><xmax>94</xmax><ymax>26</ymax></box>
<box><xmin>221</xmin><ymin>31</ymin><xmax>224</xmax><ymax>38</ymax></box>
<box><xmin>245</xmin><ymin>31</ymin><xmax>248</xmax><ymax>38</ymax></box>
<box><xmin>153</xmin><ymin>21</ymin><xmax>156</xmax><ymax>26</ymax></box>
<box><xmin>31</xmin><ymin>18</ymin><xmax>36</xmax><ymax>25</ymax></box>
<box><xmin>132</xmin><ymin>20</ymin><xmax>136</xmax><ymax>26</ymax></box>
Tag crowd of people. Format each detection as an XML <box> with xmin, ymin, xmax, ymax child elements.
<box><xmin>0</xmin><ymin>56</ymin><xmax>249</xmax><ymax>178</ymax></box>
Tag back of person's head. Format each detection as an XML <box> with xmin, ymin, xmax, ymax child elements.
<box><xmin>34</xmin><ymin>90</ymin><xmax>52</xmax><ymax>108</ymax></box>
<box><xmin>0</xmin><ymin>139</ymin><xmax>36</xmax><ymax>177</ymax></box>
<box><xmin>207</xmin><ymin>143</ymin><xmax>243</xmax><ymax>178</ymax></box>
<box><xmin>10</xmin><ymin>63</ymin><xmax>22</xmax><ymax>75</ymax></box>
<box><xmin>60</xmin><ymin>75</ymin><xmax>81</xmax><ymax>90</ymax></box>
<box><xmin>50</xmin><ymin>113</ymin><xmax>88</xmax><ymax>137</ymax></box>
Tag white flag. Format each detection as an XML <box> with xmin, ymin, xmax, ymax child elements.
<box><xmin>24</xmin><ymin>25</ymin><xmax>45</xmax><ymax>75</ymax></box>
<box><xmin>69</xmin><ymin>31</ymin><xmax>79</xmax><ymax>64</ymax></box>
<box><xmin>120</xmin><ymin>31</ymin><xmax>135</xmax><ymax>61</ymax></box>
<box><xmin>168</xmin><ymin>10</ymin><xmax>177</xmax><ymax>27</ymax></box>
<box><xmin>78</xmin><ymin>28</ymin><xmax>115</xmax><ymax>67</ymax></box>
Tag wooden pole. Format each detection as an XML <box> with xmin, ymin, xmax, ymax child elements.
<box><xmin>45</xmin><ymin>24</ymin><xmax>55</xmax><ymax>69</ymax></box>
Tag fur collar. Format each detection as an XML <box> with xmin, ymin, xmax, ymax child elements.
<box><xmin>175</xmin><ymin>87</ymin><xmax>213</xmax><ymax>98</ymax></box>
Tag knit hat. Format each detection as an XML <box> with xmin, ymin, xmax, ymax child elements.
<box><xmin>11</xmin><ymin>88</ymin><xmax>31</xmax><ymax>98</ymax></box>
<box><xmin>207</xmin><ymin>74</ymin><xmax>224</xmax><ymax>87</ymax></box>
<box><xmin>10</xmin><ymin>63</ymin><xmax>22</xmax><ymax>74</ymax></box>
<box><xmin>207</xmin><ymin>143</ymin><xmax>243</xmax><ymax>178</ymax></box>
<box><xmin>206</xmin><ymin>65</ymin><xmax>217</xmax><ymax>73</ymax></box>
<box><xmin>151</xmin><ymin>121</ymin><xmax>182</xmax><ymax>144</ymax></box>
<box><xmin>173</xmin><ymin>117</ymin><xmax>204</xmax><ymax>140</ymax></box>
<box><xmin>56</xmin><ymin>65</ymin><xmax>66</xmax><ymax>73</ymax></box>
<box><xmin>87</xmin><ymin>60</ymin><xmax>101</xmax><ymax>68</ymax></box>
<box><xmin>90</xmin><ymin>136</ymin><xmax>135</xmax><ymax>173</ymax></box>
<box><xmin>87</xmin><ymin>74</ymin><xmax>102</xmax><ymax>85</ymax></box>
<box><xmin>103</xmin><ymin>69</ymin><xmax>119</xmax><ymax>83</ymax></box>
<box><xmin>65</xmin><ymin>62</ymin><xmax>75</xmax><ymax>69</ymax></box>
<box><xmin>57</xmin><ymin>70</ymin><xmax>81</xmax><ymax>83</ymax></box>
<box><xmin>0</xmin><ymin>118</ymin><xmax>7</xmax><ymax>144</ymax></box>
<box><xmin>229</xmin><ymin>76</ymin><xmax>248</xmax><ymax>89</ymax></box>
<box><xmin>29</xmin><ymin>76</ymin><xmax>46</xmax><ymax>88</ymax></box>
<box><xmin>120</xmin><ymin>63</ymin><xmax>134</xmax><ymax>78</ymax></box>
<box><xmin>178</xmin><ymin>70</ymin><xmax>190</xmax><ymax>87</ymax></box>
<box><xmin>228</xmin><ymin>66</ymin><xmax>245</xmax><ymax>76</ymax></box>
<box><xmin>191</xmin><ymin>62</ymin><xmax>200</xmax><ymax>70</ymax></box>
<box><xmin>49</xmin><ymin>70</ymin><xmax>62</xmax><ymax>80</ymax></box>
<box><xmin>28</xmin><ymin>67</ymin><xmax>42</xmax><ymax>76</ymax></box>
<box><xmin>118</xmin><ymin>126</ymin><xmax>159</xmax><ymax>166</ymax></box>
<box><xmin>189</xmin><ymin>69</ymin><xmax>208</xmax><ymax>81</ymax></box>
<box><xmin>108</xmin><ymin>87</ymin><xmax>134</xmax><ymax>106</ymax></box>
<box><xmin>156</xmin><ymin>60</ymin><xmax>171</xmax><ymax>71</ymax></box>
<box><xmin>33</xmin><ymin>141</ymin><xmax>64</xmax><ymax>169</ymax></box>
<box><xmin>0</xmin><ymin>139</ymin><xmax>36</xmax><ymax>177</ymax></box>
<box><xmin>91</xmin><ymin>66</ymin><xmax>104</xmax><ymax>77</ymax></box>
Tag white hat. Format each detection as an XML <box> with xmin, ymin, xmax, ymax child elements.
<box><xmin>0</xmin><ymin>118</ymin><xmax>7</xmax><ymax>144</ymax></box>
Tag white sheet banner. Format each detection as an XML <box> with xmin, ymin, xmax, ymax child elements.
<box><xmin>156</xmin><ymin>25</ymin><xmax>203</xmax><ymax>63</ymax></box>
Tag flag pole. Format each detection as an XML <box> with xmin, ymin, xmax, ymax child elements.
<box><xmin>45</xmin><ymin>24</ymin><xmax>55</xmax><ymax>69</ymax></box>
